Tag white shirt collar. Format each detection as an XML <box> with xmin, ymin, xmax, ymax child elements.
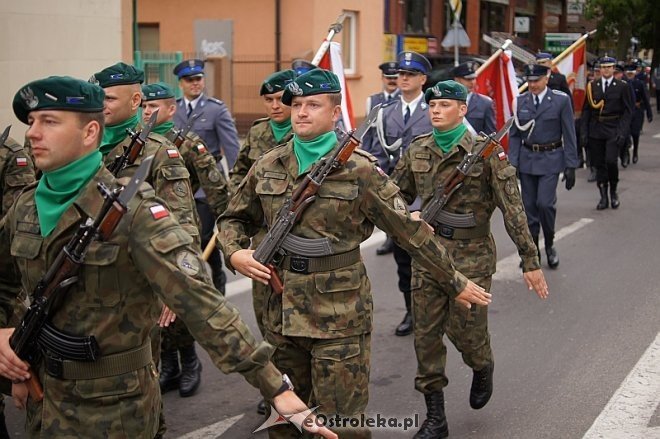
<box><xmin>533</xmin><ymin>87</ymin><xmax>548</xmax><ymax>104</ymax></box>
<box><xmin>184</xmin><ymin>94</ymin><xmax>203</xmax><ymax>110</ymax></box>
<box><xmin>401</xmin><ymin>92</ymin><xmax>424</xmax><ymax>118</ymax></box>
<box><xmin>602</xmin><ymin>77</ymin><xmax>611</xmax><ymax>91</ymax></box>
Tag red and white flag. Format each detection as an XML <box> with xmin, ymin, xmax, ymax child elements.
<box><xmin>475</xmin><ymin>50</ymin><xmax>518</xmax><ymax>151</ymax></box>
<box><xmin>554</xmin><ymin>40</ymin><xmax>587</xmax><ymax>116</ymax></box>
<box><xmin>318</xmin><ymin>42</ymin><xmax>355</xmax><ymax>131</ymax></box>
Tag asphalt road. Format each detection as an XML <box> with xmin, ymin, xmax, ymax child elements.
<box><xmin>5</xmin><ymin>116</ymin><xmax>660</xmax><ymax>438</ymax></box>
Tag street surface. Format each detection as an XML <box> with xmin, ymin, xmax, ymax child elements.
<box><xmin>5</xmin><ymin>117</ymin><xmax>660</xmax><ymax>438</ymax></box>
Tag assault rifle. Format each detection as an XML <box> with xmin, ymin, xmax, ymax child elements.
<box><xmin>107</xmin><ymin>109</ymin><xmax>159</xmax><ymax>175</ymax></box>
<box><xmin>169</xmin><ymin>113</ymin><xmax>200</xmax><ymax>148</ymax></box>
<box><xmin>9</xmin><ymin>156</ymin><xmax>154</xmax><ymax>402</ymax></box>
<box><xmin>252</xmin><ymin>104</ymin><xmax>381</xmax><ymax>294</ymax></box>
<box><xmin>421</xmin><ymin>118</ymin><xmax>514</xmax><ymax>227</ymax></box>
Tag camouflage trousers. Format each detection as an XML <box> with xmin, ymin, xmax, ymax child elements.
<box><xmin>252</xmin><ymin>279</ymin><xmax>269</xmax><ymax>337</ymax></box>
<box><xmin>412</xmin><ymin>264</ymin><xmax>493</xmax><ymax>394</ymax></box>
<box><xmin>265</xmin><ymin>331</ymin><xmax>371</xmax><ymax>439</ymax></box>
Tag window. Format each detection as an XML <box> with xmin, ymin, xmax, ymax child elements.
<box><xmin>341</xmin><ymin>11</ymin><xmax>358</xmax><ymax>75</ymax></box>
<box><xmin>405</xmin><ymin>0</ymin><xmax>431</xmax><ymax>34</ymax></box>
<box><xmin>137</xmin><ymin>23</ymin><xmax>160</xmax><ymax>52</ymax></box>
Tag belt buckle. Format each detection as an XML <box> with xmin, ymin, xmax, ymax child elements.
<box><xmin>289</xmin><ymin>256</ymin><xmax>309</xmax><ymax>274</ymax></box>
<box><xmin>532</xmin><ymin>144</ymin><xmax>540</xmax><ymax>152</ymax></box>
<box><xmin>45</xmin><ymin>355</ymin><xmax>64</xmax><ymax>379</ymax></box>
<box><xmin>439</xmin><ymin>225</ymin><xmax>455</xmax><ymax>239</ymax></box>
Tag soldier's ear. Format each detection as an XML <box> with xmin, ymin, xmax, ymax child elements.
<box><xmin>458</xmin><ymin>102</ymin><xmax>468</xmax><ymax>117</ymax></box>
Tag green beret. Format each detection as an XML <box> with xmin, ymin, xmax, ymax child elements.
<box><xmin>260</xmin><ymin>69</ymin><xmax>297</xmax><ymax>96</ymax></box>
<box><xmin>142</xmin><ymin>82</ymin><xmax>175</xmax><ymax>101</ymax></box>
<box><xmin>424</xmin><ymin>80</ymin><xmax>468</xmax><ymax>103</ymax></box>
<box><xmin>13</xmin><ymin>76</ymin><xmax>105</xmax><ymax>124</ymax></box>
<box><xmin>281</xmin><ymin>69</ymin><xmax>341</xmax><ymax>106</ymax></box>
<box><xmin>90</xmin><ymin>62</ymin><xmax>144</xmax><ymax>88</ymax></box>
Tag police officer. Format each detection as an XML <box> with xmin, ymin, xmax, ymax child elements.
<box><xmin>509</xmin><ymin>64</ymin><xmax>579</xmax><ymax>269</ymax></box>
<box><xmin>452</xmin><ymin>61</ymin><xmax>496</xmax><ymax>135</ymax></box>
<box><xmin>364</xmin><ymin>51</ymin><xmax>433</xmax><ymax>336</ymax></box>
<box><xmin>581</xmin><ymin>56</ymin><xmax>634</xmax><ymax>210</ymax></box>
<box><xmin>218</xmin><ymin>69</ymin><xmax>490</xmax><ymax>438</ymax></box>
<box><xmin>141</xmin><ymin>82</ymin><xmax>231</xmax><ymax>398</ymax></box>
<box><xmin>392</xmin><ymin>80</ymin><xmax>548</xmax><ymax>439</ymax></box>
<box><xmin>624</xmin><ymin>64</ymin><xmax>653</xmax><ymax>164</ymax></box>
<box><xmin>366</xmin><ymin>61</ymin><xmax>400</xmax><ymax>113</ymax></box>
<box><xmin>173</xmin><ymin>59</ymin><xmax>235</xmax><ymax>300</ymax></box>
<box><xmin>0</xmin><ymin>76</ymin><xmax>336</xmax><ymax>439</ymax></box>
<box><xmin>0</xmin><ymin>127</ymin><xmax>35</xmax><ymax>438</ymax></box>
<box><xmin>535</xmin><ymin>52</ymin><xmax>572</xmax><ymax>97</ymax></box>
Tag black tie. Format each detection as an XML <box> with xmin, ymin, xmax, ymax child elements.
<box><xmin>604</xmin><ymin>80</ymin><xmax>609</xmax><ymax>93</ymax></box>
<box><xmin>534</xmin><ymin>95</ymin><xmax>540</xmax><ymax>109</ymax></box>
<box><xmin>187</xmin><ymin>102</ymin><xmax>194</xmax><ymax>117</ymax></box>
<box><xmin>404</xmin><ymin>105</ymin><xmax>411</xmax><ymax>124</ymax></box>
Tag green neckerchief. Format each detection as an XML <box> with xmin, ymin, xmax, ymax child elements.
<box><xmin>100</xmin><ymin>113</ymin><xmax>139</xmax><ymax>156</ymax></box>
<box><xmin>293</xmin><ymin>131</ymin><xmax>336</xmax><ymax>174</ymax></box>
<box><xmin>152</xmin><ymin>120</ymin><xmax>175</xmax><ymax>136</ymax></box>
<box><xmin>269</xmin><ymin>118</ymin><xmax>292</xmax><ymax>143</ymax></box>
<box><xmin>34</xmin><ymin>150</ymin><xmax>102</xmax><ymax>237</ymax></box>
<box><xmin>433</xmin><ymin>123</ymin><xmax>467</xmax><ymax>154</ymax></box>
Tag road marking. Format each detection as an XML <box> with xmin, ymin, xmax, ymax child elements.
<box><xmin>583</xmin><ymin>332</ymin><xmax>660</xmax><ymax>439</ymax></box>
<box><xmin>225</xmin><ymin>230</ymin><xmax>386</xmax><ymax>298</ymax></box>
<box><xmin>493</xmin><ymin>217</ymin><xmax>594</xmax><ymax>282</ymax></box>
<box><xmin>178</xmin><ymin>414</ymin><xmax>244</xmax><ymax>439</ymax></box>
<box><xmin>653</xmin><ymin>133</ymin><xmax>660</xmax><ymax>139</ymax></box>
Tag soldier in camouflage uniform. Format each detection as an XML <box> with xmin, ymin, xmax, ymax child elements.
<box><xmin>0</xmin><ymin>76</ymin><xmax>337</xmax><ymax>439</ymax></box>
<box><xmin>391</xmin><ymin>80</ymin><xmax>549</xmax><ymax>439</ymax></box>
<box><xmin>0</xmin><ymin>128</ymin><xmax>36</xmax><ymax>437</ymax></box>
<box><xmin>141</xmin><ymin>82</ymin><xmax>230</xmax><ymax>398</ymax></box>
<box><xmin>218</xmin><ymin>70</ymin><xmax>491</xmax><ymax>439</ymax></box>
<box><xmin>90</xmin><ymin>63</ymin><xmax>207</xmax><ymax>400</ymax></box>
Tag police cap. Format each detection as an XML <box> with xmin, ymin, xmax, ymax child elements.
<box><xmin>173</xmin><ymin>59</ymin><xmax>205</xmax><ymax>79</ymax></box>
<box><xmin>397</xmin><ymin>51</ymin><xmax>431</xmax><ymax>75</ymax></box>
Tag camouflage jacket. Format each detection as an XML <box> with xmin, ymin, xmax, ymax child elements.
<box><xmin>218</xmin><ymin>139</ymin><xmax>468</xmax><ymax>339</ymax></box>
<box><xmin>0</xmin><ymin>166</ymin><xmax>281</xmax><ymax>437</ymax></box>
<box><xmin>168</xmin><ymin>129</ymin><xmax>230</xmax><ymax>218</ymax></box>
<box><xmin>229</xmin><ymin>118</ymin><xmax>293</xmax><ymax>188</ymax></box>
<box><xmin>1</xmin><ymin>136</ymin><xmax>36</xmax><ymax>217</ymax></box>
<box><xmin>391</xmin><ymin>131</ymin><xmax>540</xmax><ymax>276</ymax></box>
<box><xmin>104</xmin><ymin>131</ymin><xmax>201</xmax><ymax>246</ymax></box>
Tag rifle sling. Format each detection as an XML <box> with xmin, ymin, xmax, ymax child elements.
<box><xmin>280</xmin><ymin>247</ymin><xmax>361</xmax><ymax>274</ymax></box>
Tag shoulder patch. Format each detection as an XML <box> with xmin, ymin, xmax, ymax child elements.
<box><xmin>149</xmin><ymin>204</ymin><xmax>170</xmax><ymax>220</ymax></box>
<box><xmin>16</xmin><ymin>157</ymin><xmax>29</xmax><ymax>167</ymax></box>
<box><xmin>353</xmin><ymin>148</ymin><xmax>379</xmax><ymax>163</ymax></box>
<box><xmin>166</xmin><ymin>148</ymin><xmax>180</xmax><ymax>158</ymax></box>
<box><xmin>195</xmin><ymin>143</ymin><xmax>207</xmax><ymax>154</ymax></box>
<box><xmin>251</xmin><ymin>116</ymin><xmax>270</xmax><ymax>126</ymax></box>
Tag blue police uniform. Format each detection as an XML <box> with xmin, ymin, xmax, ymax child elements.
<box><xmin>624</xmin><ymin>65</ymin><xmax>653</xmax><ymax>163</ymax></box>
<box><xmin>366</xmin><ymin>61</ymin><xmax>400</xmax><ymax>112</ymax></box>
<box><xmin>453</xmin><ymin>62</ymin><xmax>497</xmax><ymax>135</ymax></box>
<box><xmin>509</xmin><ymin>64</ymin><xmax>579</xmax><ymax>268</ymax></box>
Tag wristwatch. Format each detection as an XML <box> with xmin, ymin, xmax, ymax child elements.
<box><xmin>273</xmin><ymin>373</ymin><xmax>294</xmax><ymax>397</ymax></box>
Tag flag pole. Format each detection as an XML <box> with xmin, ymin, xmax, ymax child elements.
<box><xmin>475</xmin><ymin>39</ymin><xmax>512</xmax><ymax>77</ymax></box>
<box><xmin>311</xmin><ymin>14</ymin><xmax>347</xmax><ymax>66</ymax></box>
<box><xmin>518</xmin><ymin>29</ymin><xmax>597</xmax><ymax>93</ymax></box>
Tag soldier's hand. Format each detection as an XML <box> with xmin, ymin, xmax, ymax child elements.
<box><xmin>454</xmin><ymin>280</ymin><xmax>491</xmax><ymax>309</ymax></box>
<box><xmin>12</xmin><ymin>382</ymin><xmax>28</xmax><ymax>410</ymax></box>
<box><xmin>0</xmin><ymin>328</ymin><xmax>30</xmax><ymax>382</ymax></box>
<box><xmin>410</xmin><ymin>211</ymin><xmax>434</xmax><ymax>232</ymax></box>
<box><xmin>523</xmin><ymin>269</ymin><xmax>549</xmax><ymax>299</ymax></box>
<box><xmin>273</xmin><ymin>390</ymin><xmax>338</xmax><ymax>438</ymax></box>
<box><xmin>158</xmin><ymin>305</ymin><xmax>177</xmax><ymax>327</ymax></box>
<box><xmin>562</xmin><ymin>167</ymin><xmax>575</xmax><ymax>190</ymax></box>
<box><xmin>229</xmin><ymin>249</ymin><xmax>271</xmax><ymax>285</ymax></box>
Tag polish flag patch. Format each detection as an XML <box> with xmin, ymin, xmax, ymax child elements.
<box><xmin>16</xmin><ymin>157</ymin><xmax>28</xmax><ymax>167</ymax></box>
<box><xmin>167</xmin><ymin>149</ymin><xmax>180</xmax><ymax>158</ymax></box>
<box><xmin>149</xmin><ymin>204</ymin><xmax>170</xmax><ymax>220</ymax></box>
<box><xmin>196</xmin><ymin>144</ymin><xmax>207</xmax><ymax>154</ymax></box>
<box><xmin>497</xmin><ymin>151</ymin><xmax>507</xmax><ymax>161</ymax></box>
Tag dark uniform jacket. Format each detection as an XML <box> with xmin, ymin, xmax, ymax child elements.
<box><xmin>628</xmin><ymin>77</ymin><xmax>652</xmax><ymax>134</ymax></box>
<box><xmin>366</xmin><ymin>89</ymin><xmax>400</xmax><ymax>112</ymax></box>
<box><xmin>466</xmin><ymin>93</ymin><xmax>496</xmax><ymax>135</ymax></box>
<box><xmin>581</xmin><ymin>77</ymin><xmax>634</xmax><ymax>141</ymax></box>
<box><xmin>548</xmin><ymin>72</ymin><xmax>572</xmax><ymax>97</ymax></box>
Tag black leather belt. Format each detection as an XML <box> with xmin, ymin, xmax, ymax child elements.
<box><xmin>598</xmin><ymin>115</ymin><xmax>620</xmax><ymax>122</ymax></box>
<box><xmin>280</xmin><ymin>247</ymin><xmax>361</xmax><ymax>274</ymax></box>
<box><xmin>523</xmin><ymin>140</ymin><xmax>563</xmax><ymax>152</ymax></box>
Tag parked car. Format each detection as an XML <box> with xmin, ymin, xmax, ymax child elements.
<box><xmin>423</xmin><ymin>54</ymin><xmax>488</xmax><ymax>90</ymax></box>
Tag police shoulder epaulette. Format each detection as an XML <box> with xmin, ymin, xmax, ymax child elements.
<box><xmin>353</xmin><ymin>148</ymin><xmax>379</xmax><ymax>163</ymax></box>
<box><xmin>381</xmin><ymin>99</ymin><xmax>398</xmax><ymax>109</ymax></box>
<box><xmin>619</xmin><ymin>79</ymin><xmax>627</xmax><ymax>84</ymax></box>
<box><xmin>206</xmin><ymin>97</ymin><xmax>225</xmax><ymax>106</ymax></box>
<box><xmin>551</xmin><ymin>89</ymin><xmax>568</xmax><ymax>97</ymax></box>
<box><xmin>252</xmin><ymin>116</ymin><xmax>270</xmax><ymax>126</ymax></box>
<box><xmin>480</xmin><ymin>93</ymin><xmax>493</xmax><ymax>103</ymax></box>
<box><xmin>2</xmin><ymin>137</ymin><xmax>23</xmax><ymax>152</ymax></box>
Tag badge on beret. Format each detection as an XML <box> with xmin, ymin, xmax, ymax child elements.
<box><xmin>88</xmin><ymin>75</ymin><xmax>100</xmax><ymax>86</ymax></box>
<box><xmin>264</xmin><ymin>83</ymin><xmax>274</xmax><ymax>93</ymax></box>
<box><xmin>20</xmin><ymin>87</ymin><xmax>39</xmax><ymax>109</ymax></box>
<box><xmin>432</xmin><ymin>85</ymin><xmax>443</xmax><ymax>97</ymax></box>
<box><xmin>176</xmin><ymin>251</ymin><xmax>201</xmax><ymax>276</ymax></box>
<box><xmin>288</xmin><ymin>82</ymin><xmax>304</xmax><ymax>96</ymax></box>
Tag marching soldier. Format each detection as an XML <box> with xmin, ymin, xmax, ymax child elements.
<box><xmin>509</xmin><ymin>64</ymin><xmax>579</xmax><ymax>269</ymax></box>
<box><xmin>140</xmin><ymin>82</ymin><xmax>231</xmax><ymax>398</ymax></box>
<box><xmin>363</xmin><ymin>51</ymin><xmax>433</xmax><ymax>336</ymax></box>
<box><xmin>535</xmin><ymin>52</ymin><xmax>572</xmax><ymax>97</ymax></box>
<box><xmin>365</xmin><ymin>61</ymin><xmax>400</xmax><ymax>113</ymax></box>
<box><xmin>391</xmin><ymin>79</ymin><xmax>548</xmax><ymax>439</ymax></box>
<box><xmin>581</xmin><ymin>56</ymin><xmax>634</xmax><ymax>210</ymax></box>
<box><xmin>228</xmin><ymin>69</ymin><xmax>296</xmax><ymax>415</ymax></box>
<box><xmin>0</xmin><ymin>127</ymin><xmax>36</xmax><ymax>437</ymax></box>
<box><xmin>0</xmin><ymin>75</ymin><xmax>336</xmax><ymax>439</ymax></box>
<box><xmin>624</xmin><ymin>64</ymin><xmax>653</xmax><ymax>164</ymax></box>
<box><xmin>452</xmin><ymin>61</ymin><xmax>496</xmax><ymax>135</ymax></box>
<box><xmin>217</xmin><ymin>69</ymin><xmax>490</xmax><ymax>438</ymax></box>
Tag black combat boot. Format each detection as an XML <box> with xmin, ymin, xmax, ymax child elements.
<box><xmin>413</xmin><ymin>392</ymin><xmax>449</xmax><ymax>439</ymax></box>
<box><xmin>376</xmin><ymin>236</ymin><xmax>395</xmax><ymax>255</ymax></box>
<box><xmin>179</xmin><ymin>345</ymin><xmax>202</xmax><ymax>397</ymax></box>
<box><xmin>257</xmin><ymin>399</ymin><xmax>267</xmax><ymax>415</ymax></box>
<box><xmin>610</xmin><ymin>182</ymin><xmax>620</xmax><ymax>209</ymax></box>
<box><xmin>470</xmin><ymin>362</ymin><xmax>494</xmax><ymax>409</ymax></box>
<box><xmin>0</xmin><ymin>411</ymin><xmax>10</xmax><ymax>439</ymax></box>
<box><xmin>545</xmin><ymin>234</ymin><xmax>559</xmax><ymax>269</ymax></box>
<box><xmin>395</xmin><ymin>310</ymin><xmax>413</xmax><ymax>336</ymax></box>
<box><xmin>587</xmin><ymin>167</ymin><xmax>597</xmax><ymax>182</ymax></box>
<box><xmin>597</xmin><ymin>183</ymin><xmax>609</xmax><ymax>210</ymax></box>
<box><xmin>159</xmin><ymin>349</ymin><xmax>181</xmax><ymax>393</ymax></box>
